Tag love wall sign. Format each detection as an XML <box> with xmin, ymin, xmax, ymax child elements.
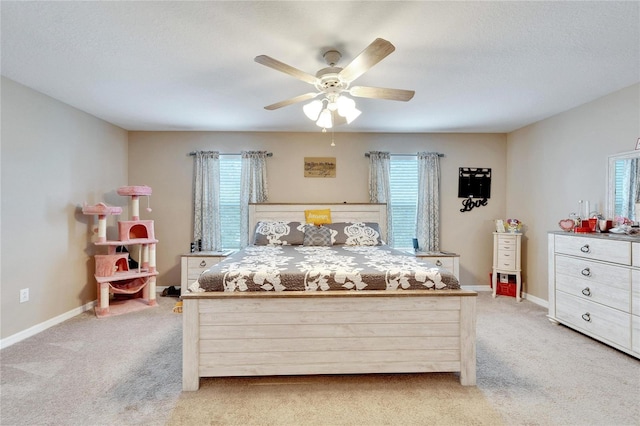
<box><xmin>458</xmin><ymin>168</ymin><xmax>491</xmax><ymax>213</ymax></box>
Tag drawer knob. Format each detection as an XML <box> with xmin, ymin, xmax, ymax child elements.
<box><xmin>581</xmin><ymin>312</ymin><xmax>591</xmax><ymax>322</ymax></box>
<box><xmin>580</xmin><ymin>244</ymin><xmax>590</xmax><ymax>253</ymax></box>
<box><xmin>581</xmin><ymin>267</ymin><xmax>591</xmax><ymax>277</ymax></box>
<box><xmin>200</xmin><ymin>260</ymin><xmax>207</xmax><ymax>267</ymax></box>
<box><xmin>581</xmin><ymin>287</ymin><xmax>591</xmax><ymax>297</ymax></box>
<box><xmin>435</xmin><ymin>260</ymin><xmax>442</xmax><ymax>266</ymax></box>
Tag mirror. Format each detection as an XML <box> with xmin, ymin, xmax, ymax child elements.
<box><xmin>607</xmin><ymin>150</ymin><xmax>640</xmax><ymax>221</ymax></box>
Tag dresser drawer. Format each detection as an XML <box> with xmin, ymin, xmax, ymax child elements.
<box><xmin>181</xmin><ymin>252</ymin><xmax>233</xmax><ymax>295</ymax></box>
<box><xmin>633</xmin><ymin>243</ymin><xmax>640</xmax><ymax>267</ymax></box>
<box><xmin>415</xmin><ymin>253</ymin><xmax>460</xmax><ymax>281</ymax></box>
<box><xmin>187</xmin><ymin>256</ymin><xmax>223</xmax><ymax>280</ymax></box>
<box><xmin>496</xmin><ymin>235</ymin><xmax>517</xmax><ymax>247</ymax></box>
<box><xmin>556</xmin><ymin>291</ymin><xmax>631</xmax><ymax>348</ymax></box>
<box><xmin>498</xmin><ymin>244</ymin><xmax>515</xmax><ymax>253</ymax></box>
<box><xmin>420</xmin><ymin>256</ymin><xmax>454</xmax><ymax>271</ymax></box>
<box><xmin>555</xmin><ymin>255</ymin><xmax>630</xmax><ymax>311</ymax></box>
<box><xmin>632</xmin><ymin>315</ymin><xmax>640</xmax><ymax>354</ymax></box>
<box><xmin>633</xmin><ymin>270</ymin><xmax>640</xmax><ymax>316</ymax></box>
<box><xmin>496</xmin><ymin>251</ymin><xmax>516</xmax><ymax>270</ymax></box>
<box><xmin>555</xmin><ymin>255</ymin><xmax>630</xmax><ymax>286</ymax></box>
<box><xmin>554</xmin><ymin>235</ymin><xmax>631</xmax><ymax>265</ymax></box>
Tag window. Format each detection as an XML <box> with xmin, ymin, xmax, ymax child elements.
<box><xmin>389</xmin><ymin>156</ymin><xmax>418</xmax><ymax>249</ymax></box>
<box><xmin>614</xmin><ymin>160</ymin><xmax>624</xmax><ymax>217</ymax></box>
<box><xmin>219</xmin><ymin>155</ymin><xmax>242</xmax><ymax>249</ymax></box>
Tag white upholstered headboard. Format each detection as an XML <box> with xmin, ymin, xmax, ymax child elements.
<box><xmin>248</xmin><ymin>203</ymin><xmax>387</xmax><ymax>241</ymax></box>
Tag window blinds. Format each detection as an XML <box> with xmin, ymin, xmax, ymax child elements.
<box><xmin>219</xmin><ymin>155</ymin><xmax>242</xmax><ymax>249</ymax></box>
<box><xmin>389</xmin><ymin>156</ymin><xmax>418</xmax><ymax>249</ymax></box>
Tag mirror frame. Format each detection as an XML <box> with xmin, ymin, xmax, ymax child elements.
<box><xmin>607</xmin><ymin>150</ymin><xmax>640</xmax><ymax>219</ymax></box>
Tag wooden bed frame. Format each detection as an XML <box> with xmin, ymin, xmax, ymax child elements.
<box><xmin>182</xmin><ymin>203</ymin><xmax>477</xmax><ymax>390</ymax></box>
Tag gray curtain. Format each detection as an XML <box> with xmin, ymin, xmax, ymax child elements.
<box><xmin>193</xmin><ymin>151</ymin><xmax>221</xmax><ymax>251</ymax></box>
<box><xmin>416</xmin><ymin>152</ymin><xmax>440</xmax><ymax>252</ymax></box>
<box><xmin>240</xmin><ymin>151</ymin><xmax>269</xmax><ymax>247</ymax></box>
<box><xmin>368</xmin><ymin>151</ymin><xmax>393</xmax><ymax>245</ymax></box>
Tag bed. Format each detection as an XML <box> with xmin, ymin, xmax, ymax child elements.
<box><xmin>182</xmin><ymin>203</ymin><xmax>477</xmax><ymax>390</ymax></box>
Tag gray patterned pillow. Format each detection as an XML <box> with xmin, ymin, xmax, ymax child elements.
<box><xmin>303</xmin><ymin>225</ymin><xmax>333</xmax><ymax>246</ymax></box>
<box><xmin>253</xmin><ymin>221</ymin><xmax>305</xmax><ymax>246</ymax></box>
<box><xmin>325</xmin><ymin>222</ymin><xmax>382</xmax><ymax>246</ymax></box>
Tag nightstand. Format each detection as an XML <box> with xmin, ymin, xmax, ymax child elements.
<box><xmin>414</xmin><ymin>251</ymin><xmax>460</xmax><ymax>281</ymax></box>
<box><xmin>180</xmin><ymin>250</ymin><xmax>234</xmax><ymax>294</ymax></box>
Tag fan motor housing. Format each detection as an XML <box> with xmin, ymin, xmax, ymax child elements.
<box><xmin>315</xmin><ymin>67</ymin><xmax>347</xmax><ymax>94</ymax></box>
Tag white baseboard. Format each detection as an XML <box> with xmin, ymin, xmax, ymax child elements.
<box><xmin>462</xmin><ymin>285</ymin><xmax>492</xmax><ymax>292</ymax></box>
<box><xmin>462</xmin><ymin>284</ymin><xmax>549</xmax><ymax>308</ymax></box>
<box><xmin>0</xmin><ymin>300</ymin><xmax>96</xmax><ymax>350</ymax></box>
<box><xmin>0</xmin><ymin>287</ymin><xmax>171</xmax><ymax>350</ymax></box>
<box><xmin>522</xmin><ymin>292</ymin><xmax>548</xmax><ymax>308</ymax></box>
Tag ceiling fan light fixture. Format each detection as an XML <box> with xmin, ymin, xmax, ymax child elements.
<box><xmin>303</xmin><ymin>100</ymin><xmax>323</xmax><ymax>121</ymax></box>
<box><xmin>316</xmin><ymin>108</ymin><xmax>333</xmax><ymax>129</ymax></box>
<box><xmin>344</xmin><ymin>107</ymin><xmax>361</xmax><ymax>124</ymax></box>
<box><xmin>336</xmin><ymin>95</ymin><xmax>356</xmax><ymax>117</ymax></box>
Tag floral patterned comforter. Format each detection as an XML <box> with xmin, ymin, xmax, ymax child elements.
<box><xmin>190</xmin><ymin>245</ymin><xmax>460</xmax><ymax>293</ymax></box>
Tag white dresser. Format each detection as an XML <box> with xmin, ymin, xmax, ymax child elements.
<box><xmin>492</xmin><ymin>232</ymin><xmax>522</xmax><ymax>301</ymax></box>
<box><xmin>548</xmin><ymin>232</ymin><xmax>639</xmax><ymax>359</ymax></box>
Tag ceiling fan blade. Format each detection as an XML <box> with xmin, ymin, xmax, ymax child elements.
<box><xmin>255</xmin><ymin>55</ymin><xmax>318</xmax><ymax>85</ymax></box>
<box><xmin>350</xmin><ymin>86</ymin><xmax>415</xmax><ymax>101</ymax></box>
<box><xmin>339</xmin><ymin>38</ymin><xmax>396</xmax><ymax>83</ymax></box>
<box><xmin>264</xmin><ymin>92</ymin><xmax>320</xmax><ymax>110</ymax></box>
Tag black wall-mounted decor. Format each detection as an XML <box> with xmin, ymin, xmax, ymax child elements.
<box><xmin>458</xmin><ymin>168</ymin><xmax>491</xmax><ymax>212</ymax></box>
<box><xmin>458</xmin><ymin>168</ymin><xmax>491</xmax><ymax>199</ymax></box>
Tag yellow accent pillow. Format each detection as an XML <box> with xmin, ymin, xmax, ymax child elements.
<box><xmin>304</xmin><ymin>209</ymin><xmax>332</xmax><ymax>225</ymax></box>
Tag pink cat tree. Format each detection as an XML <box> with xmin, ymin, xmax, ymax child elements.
<box><xmin>82</xmin><ymin>185</ymin><xmax>158</xmax><ymax>318</ymax></box>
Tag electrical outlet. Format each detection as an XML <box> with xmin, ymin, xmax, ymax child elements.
<box><xmin>20</xmin><ymin>288</ymin><xmax>29</xmax><ymax>303</ymax></box>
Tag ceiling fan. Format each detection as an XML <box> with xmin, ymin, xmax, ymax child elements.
<box><xmin>254</xmin><ymin>38</ymin><xmax>415</xmax><ymax>129</ymax></box>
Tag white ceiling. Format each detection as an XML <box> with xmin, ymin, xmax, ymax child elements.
<box><xmin>1</xmin><ymin>1</ymin><xmax>638</xmax><ymax>133</ymax></box>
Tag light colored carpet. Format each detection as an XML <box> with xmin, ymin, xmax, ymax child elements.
<box><xmin>167</xmin><ymin>373</ymin><xmax>504</xmax><ymax>426</ymax></box>
<box><xmin>1</xmin><ymin>292</ymin><xmax>639</xmax><ymax>426</ymax></box>
<box><xmin>475</xmin><ymin>292</ymin><xmax>639</xmax><ymax>426</ymax></box>
<box><xmin>1</xmin><ymin>296</ymin><xmax>183</xmax><ymax>426</ymax></box>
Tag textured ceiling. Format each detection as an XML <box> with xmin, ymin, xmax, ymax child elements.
<box><xmin>1</xmin><ymin>1</ymin><xmax>638</xmax><ymax>133</ymax></box>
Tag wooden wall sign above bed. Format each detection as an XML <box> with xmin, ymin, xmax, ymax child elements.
<box><xmin>304</xmin><ymin>157</ymin><xmax>336</xmax><ymax>178</ymax></box>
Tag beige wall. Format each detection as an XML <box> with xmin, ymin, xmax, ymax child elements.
<box><xmin>1</xmin><ymin>77</ymin><xmax>128</xmax><ymax>339</ymax></box>
<box><xmin>506</xmin><ymin>83</ymin><xmax>640</xmax><ymax>301</ymax></box>
<box><xmin>1</xmin><ymin>76</ymin><xmax>635</xmax><ymax>342</ymax></box>
<box><xmin>128</xmin><ymin>131</ymin><xmax>507</xmax><ymax>288</ymax></box>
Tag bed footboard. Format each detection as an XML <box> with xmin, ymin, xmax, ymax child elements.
<box><xmin>183</xmin><ymin>291</ymin><xmax>476</xmax><ymax>391</ymax></box>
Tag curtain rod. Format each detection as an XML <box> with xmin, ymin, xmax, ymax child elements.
<box><xmin>364</xmin><ymin>152</ymin><xmax>444</xmax><ymax>158</ymax></box>
<box><xmin>188</xmin><ymin>151</ymin><xmax>273</xmax><ymax>157</ymax></box>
